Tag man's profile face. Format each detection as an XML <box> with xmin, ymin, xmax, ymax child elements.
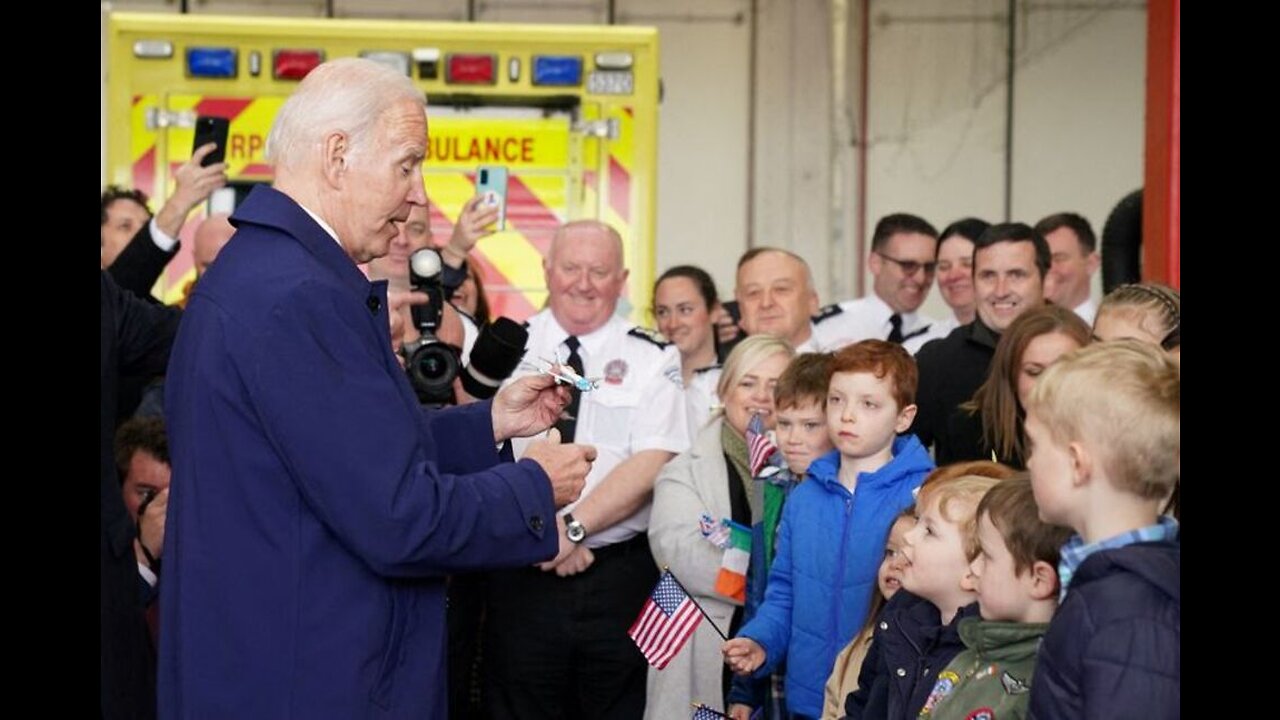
<box><xmin>335</xmin><ymin>100</ymin><xmax>429</xmax><ymax>264</ymax></box>
<box><xmin>101</xmin><ymin>198</ymin><xmax>150</xmax><ymax>269</ymax></box>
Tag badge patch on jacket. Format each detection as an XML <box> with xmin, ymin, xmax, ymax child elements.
<box><xmin>1000</xmin><ymin>670</ymin><xmax>1029</xmax><ymax>695</ymax></box>
<box><xmin>919</xmin><ymin>670</ymin><xmax>961</xmax><ymax>715</ymax></box>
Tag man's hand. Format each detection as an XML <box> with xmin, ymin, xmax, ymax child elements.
<box><xmin>727</xmin><ymin>704</ymin><xmax>756</xmax><ymax>720</ymax></box>
<box><xmin>722</xmin><ymin>637</ymin><xmax>767</xmax><ymax>676</ymax></box>
<box><xmin>491</xmin><ymin>373</ymin><xmax>573</xmax><ymax>442</ymax></box>
<box><xmin>387</xmin><ymin>289</ymin><xmax>429</xmax><ymax>359</ymax></box>
<box><xmin>154</xmin><ymin>143</ymin><xmax>228</xmax><ymax>238</ymax></box>
<box><xmin>135</xmin><ymin>487</ymin><xmax>169</xmax><ymax>567</ymax></box>
<box><xmin>441</xmin><ymin>194</ymin><xmax>500</xmax><ymax>268</ymax></box>
<box><xmin>535</xmin><ymin>514</ymin><xmax>596</xmax><ymax>576</ymax></box>
<box><xmin>522</xmin><ymin>428</ymin><xmax>594</xmax><ymax>508</ymax></box>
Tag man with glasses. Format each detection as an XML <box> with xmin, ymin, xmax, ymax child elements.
<box><xmin>813</xmin><ymin>213</ymin><xmax>947</xmax><ymax>354</ymax></box>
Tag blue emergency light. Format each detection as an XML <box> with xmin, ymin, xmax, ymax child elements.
<box><xmin>186</xmin><ymin>47</ymin><xmax>238</xmax><ymax>78</ymax></box>
<box><xmin>532</xmin><ymin>56</ymin><xmax>583</xmax><ymax>86</ymax></box>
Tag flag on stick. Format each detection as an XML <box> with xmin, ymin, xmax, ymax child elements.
<box><xmin>628</xmin><ymin>570</ymin><xmax>703</xmax><ymax>669</ymax></box>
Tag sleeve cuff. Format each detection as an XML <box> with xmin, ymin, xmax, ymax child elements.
<box><xmin>149</xmin><ymin>218</ymin><xmax>178</xmax><ymax>252</ymax></box>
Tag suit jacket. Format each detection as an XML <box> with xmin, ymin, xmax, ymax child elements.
<box><xmin>645</xmin><ymin>419</ymin><xmax>741</xmax><ymax>720</ymax></box>
<box><xmin>108</xmin><ymin>221</ymin><xmax>180</xmax><ymax>301</ymax></box>
<box><xmin>158</xmin><ymin>185</ymin><xmax>559</xmax><ymax>719</ymax></box>
<box><xmin>100</xmin><ymin>271</ymin><xmax>181</xmax><ymax>720</ymax></box>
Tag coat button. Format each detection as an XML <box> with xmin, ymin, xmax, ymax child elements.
<box><xmin>367</xmin><ymin>295</ymin><xmax>381</xmax><ymax>314</ymax></box>
<box><xmin>896</xmin><ymin>668</ymin><xmax>906</xmax><ymax>677</ymax></box>
<box><xmin>879</xmin><ymin>621</ymin><xmax>888</xmax><ymax>630</ymax></box>
<box><xmin>529</xmin><ymin>515</ymin><xmax>545</xmax><ymax>532</ymax></box>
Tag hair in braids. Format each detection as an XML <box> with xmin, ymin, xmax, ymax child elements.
<box><xmin>1097</xmin><ymin>283</ymin><xmax>1181</xmax><ymax>350</ymax></box>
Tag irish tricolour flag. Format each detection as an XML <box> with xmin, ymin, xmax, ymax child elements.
<box><xmin>713</xmin><ymin>520</ymin><xmax>752</xmax><ymax>603</ymax></box>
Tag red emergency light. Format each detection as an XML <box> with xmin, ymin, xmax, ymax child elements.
<box><xmin>446</xmin><ymin>54</ymin><xmax>497</xmax><ymax>85</ymax></box>
<box><xmin>273</xmin><ymin>50</ymin><xmax>324</xmax><ymax>81</ymax></box>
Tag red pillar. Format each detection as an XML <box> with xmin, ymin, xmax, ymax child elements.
<box><xmin>1143</xmin><ymin>0</ymin><xmax>1179</xmax><ymax>288</ymax></box>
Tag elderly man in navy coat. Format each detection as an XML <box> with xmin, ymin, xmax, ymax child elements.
<box><xmin>158</xmin><ymin>57</ymin><xmax>594</xmax><ymax>719</ymax></box>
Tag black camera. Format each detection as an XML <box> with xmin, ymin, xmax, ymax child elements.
<box><xmin>402</xmin><ymin>248</ymin><xmax>462</xmax><ymax>405</ymax></box>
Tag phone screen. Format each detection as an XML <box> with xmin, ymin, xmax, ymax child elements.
<box><xmin>475</xmin><ymin>165</ymin><xmax>509</xmax><ymax>231</ymax></box>
<box><xmin>192</xmin><ymin>116</ymin><xmax>230</xmax><ymax>167</ymax></box>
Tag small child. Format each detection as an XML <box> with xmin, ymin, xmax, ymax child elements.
<box><xmin>920</xmin><ymin>476</ymin><xmax>1073</xmax><ymax>719</ymax></box>
<box><xmin>723</xmin><ymin>340</ymin><xmax>934</xmax><ymax>719</ymax></box>
<box><xmin>1022</xmin><ymin>340</ymin><xmax>1179</xmax><ymax>720</ymax></box>
<box><xmin>820</xmin><ymin>509</ymin><xmax>913</xmax><ymax>720</ymax></box>
<box><xmin>728</xmin><ymin>352</ymin><xmax>837</xmax><ymax>719</ymax></box>
<box><xmin>842</xmin><ymin>469</ymin><xmax>1005</xmax><ymax>720</ymax></box>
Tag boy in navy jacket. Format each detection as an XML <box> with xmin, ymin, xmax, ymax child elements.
<box><xmin>1022</xmin><ymin>341</ymin><xmax>1179</xmax><ymax>720</ymax></box>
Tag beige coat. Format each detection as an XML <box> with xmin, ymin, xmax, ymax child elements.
<box><xmin>643</xmin><ymin>419</ymin><xmax>742</xmax><ymax>720</ymax></box>
<box><xmin>821</xmin><ymin>626</ymin><xmax>874</xmax><ymax>720</ymax></box>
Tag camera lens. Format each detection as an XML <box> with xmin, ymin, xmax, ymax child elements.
<box><xmin>408</xmin><ymin>340</ymin><xmax>461</xmax><ymax>403</ymax></box>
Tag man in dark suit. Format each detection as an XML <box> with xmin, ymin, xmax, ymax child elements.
<box><xmin>159</xmin><ymin>57</ymin><xmax>596</xmax><ymax>719</ymax></box>
<box><xmin>100</xmin><ymin>271</ymin><xmax>181</xmax><ymax>720</ymax></box>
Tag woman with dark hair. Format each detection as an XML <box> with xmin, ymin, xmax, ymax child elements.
<box><xmin>654</xmin><ymin>265</ymin><xmax>724</xmax><ymax>437</ymax></box>
<box><xmin>937</xmin><ymin>304</ymin><xmax>1091</xmax><ymax>468</ymax></box>
<box><xmin>934</xmin><ymin>218</ymin><xmax>991</xmax><ymax>330</ymax></box>
<box><xmin>451</xmin><ymin>261</ymin><xmax>492</xmax><ymax>325</ymax></box>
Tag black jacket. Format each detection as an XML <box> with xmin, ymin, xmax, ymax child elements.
<box><xmin>100</xmin><ymin>272</ymin><xmax>180</xmax><ymax>720</ymax></box>
<box><xmin>843</xmin><ymin>591</ymin><xmax>980</xmax><ymax>720</ymax></box>
<box><xmin>910</xmin><ymin>319</ymin><xmax>999</xmax><ymax>450</ymax></box>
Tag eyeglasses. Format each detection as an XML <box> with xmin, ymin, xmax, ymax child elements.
<box><xmin>875</xmin><ymin>251</ymin><xmax>937</xmax><ymax>277</ymax></box>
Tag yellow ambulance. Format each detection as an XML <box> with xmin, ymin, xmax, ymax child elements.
<box><xmin>104</xmin><ymin>12</ymin><xmax>659</xmax><ymax>322</ymax></box>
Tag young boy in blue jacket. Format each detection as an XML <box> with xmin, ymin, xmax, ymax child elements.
<box><xmin>722</xmin><ymin>340</ymin><xmax>934</xmax><ymax>719</ymax></box>
<box><xmin>1021</xmin><ymin>341</ymin><xmax>1179</xmax><ymax>720</ymax></box>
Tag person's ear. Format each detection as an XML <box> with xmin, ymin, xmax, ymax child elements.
<box><xmin>1068</xmin><ymin>440</ymin><xmax>1092</xmax><ymax>487</ymax></box>
<box><xmin>321</xmin><ymin>131</ymin><xmax>350</xmax><ymax>188</ymax></box>
<box><xmin>1027</xmin><ymin>559</ymin><xmax>1059</xmax><ymax>601</ymax></box>
<box><xmin>895</xmin><ymin>403</ymin><xmax>918</xmax><ymax>433</ymax></box>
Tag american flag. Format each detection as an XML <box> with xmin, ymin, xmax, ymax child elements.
<box><xmin>747</xmin><ymin>412</ymin><xmax>779</xmax><ymax>477</ymax></box>
<box><xmin>628</xmin><ymin>570</ymin><xmax>703</xmax><ymax>669</ymax></box>
<box><xmin>691</xmin><ymin>704</ymin><xmax>728</xmax><ymax>720</ymax></box>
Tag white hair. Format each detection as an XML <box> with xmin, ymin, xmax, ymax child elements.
<box><xmin>266</xmin><ymin>57</ymin><xmax>425</xmax><ymax>172</ymax></box>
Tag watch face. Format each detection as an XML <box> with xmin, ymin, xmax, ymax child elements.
<box><xmin>567</xmin><ymin>523</ymin><xmax>585</xmax><ymax>542</ymax></box>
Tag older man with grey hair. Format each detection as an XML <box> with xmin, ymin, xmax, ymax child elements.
<box><xmin>158</xmin><ymin>58</ymin><xmax>597</xmax><ymax>719</ymax></box>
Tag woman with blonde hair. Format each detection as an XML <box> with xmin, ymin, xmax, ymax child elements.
<box><xmin>644</xmin><ymin>334</ymin><xmax>796</xmax><ymax>719</ymax></box>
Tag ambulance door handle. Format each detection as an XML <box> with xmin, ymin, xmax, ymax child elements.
<box><xmin>571</xmin><ymin>118</ymin><xmax>619</xmax><ymax>140</ymax></box>
<box><xmin>144</xmin><ymin>108</ymin><xmax>198</xmax><ymax>131</ymax></box>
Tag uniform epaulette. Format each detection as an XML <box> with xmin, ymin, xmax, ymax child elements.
<box><xmin>692</xmin><ymin>364</ymin><xmax>722</xmax><ymax>375</ymax></box>
<box><xmin>628</xmin><ymin>326</ymin><xmax>671</xmax><ymax>348</ymax></box>
<box><xmin>813</xmin><ymin>303</ymin><xmax>844</xmax><ymax>323</ymax></box>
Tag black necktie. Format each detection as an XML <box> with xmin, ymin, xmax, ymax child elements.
<box><xmin>887</xmin><ymin>313</ymin><xmax>905</xmax><ymax>344</ymax></box>
<box><xmin>554</xmin><ymin>336</ymin><xmax>584</xmax><ymax>442</ymax></box>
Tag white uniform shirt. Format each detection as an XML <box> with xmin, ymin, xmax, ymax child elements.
<box><xmin>684</xmin><ymin>364</ymin><xmax>722</xmax><ymax>442</ymax></box>
<box><xmin>1073</xmin><ymin>298</ymin><xmax>1097</xmax><ymax>326</ymax></box>
<box><xmin>812</xmin><ymin>294</ymin><xmax>947</xmax><ymax>355</ymax></box>
<box><xmin>509</xmin><ymin>310</ymin><xmax>690</xmax><ymax>548</ymax></box>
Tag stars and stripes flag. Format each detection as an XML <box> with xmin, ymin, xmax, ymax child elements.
<box><xmin>691</xmin><ymin>703</ymin><xmax>729</xmax><ymax>719</ymax></box>
<box><xmin>628</xmin><ymin>570</ymin><xmax>703</xmax><ymax>669</ymax></box>
<box><xmin>747</xmin><ymin>412</ymin><xmax>780</xmax><ymax>478</ymax></box>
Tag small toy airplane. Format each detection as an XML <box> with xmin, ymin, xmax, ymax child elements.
<box><xmin>523</xmin><ymin>357</ymin><xmax>602</xmax><ymax>392</ymax></box>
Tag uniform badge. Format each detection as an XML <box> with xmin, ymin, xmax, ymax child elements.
<box><xmin>919</xmin><ymin>670</ymin><xmax>960</xmax><ymax>716</ymax></box>
<box><xmin>999</xmin><ymin>671</ymin><xmax>1029</xmax><ymax>695</ymax></box>
<box><xmin>604</xmin><ymin>359</ymin><xmax>628</xmax><ymax>385</ymax></box>
<box><xmin>663</xmin><ymin>364</ymin><xmax>684</xmax><ymax>389</ymax></box>
<box><xmin>965</xmin><ymin>709</ymin><xmax>995</xmax><ymax>720</ymax></box>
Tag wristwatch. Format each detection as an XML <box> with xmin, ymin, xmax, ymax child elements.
<box><xmin>564</xmin><ymin>513</ymin><xmax>587</xmax><ymax>544</ymax></box>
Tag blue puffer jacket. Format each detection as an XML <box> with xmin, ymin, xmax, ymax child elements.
<box><xmin>738</xmin><ymin>436</ymin><xmax>933</xmax><ymax>717</ymax></box>
<box><xmin>1028</xmin><ymin>540</ymin><xmax>1180</xmax><ymax>720</ymax></box>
